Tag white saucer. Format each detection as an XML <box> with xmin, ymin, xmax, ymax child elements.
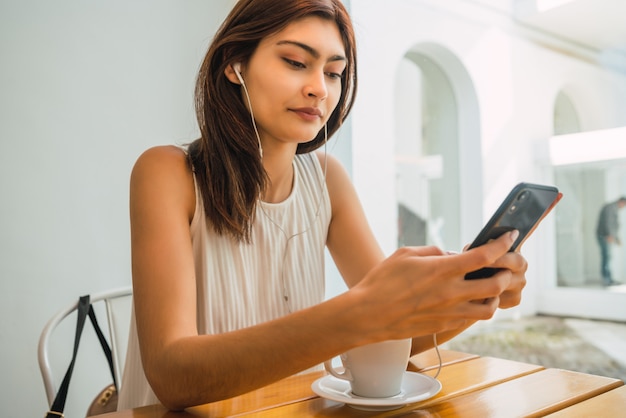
<box><xmin>311</xmin><ymin>371</ymin><xmax>442</xmax><ymax>411</ymax></box>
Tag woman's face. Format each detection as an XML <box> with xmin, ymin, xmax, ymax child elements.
<box><xmin>239</xmin><ymin>16</ymin><xmax>346</xmax><ymax>150</ymax></box>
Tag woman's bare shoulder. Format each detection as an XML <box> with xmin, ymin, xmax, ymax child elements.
<box><xmin>134</xmin><ymin>145</ymin><xmax>189</xmax><ymax>169</ymax></box>
<box><xmin>131</xmin><ymin>145</ymin><xmax>195</xmax><ymax>218</ymax></box>
<box><xmin>312</xmin><ymin>150</ymin><xmax>351</xmax><ymax>191</ymax></box>
<box><xmin>312</xmin><ymin>150</ymin><xmax>346</xmax><ymax>177</ymax></box>
<box><xmin>131</xmin><ymin>145</ymin><xmax>193</xmax><ymax>183</ymax></box>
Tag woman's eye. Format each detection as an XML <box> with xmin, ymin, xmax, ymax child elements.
<box><xmin>326</xmin><ymin>71</ymin><xmax>343</xmax><ymax>80</ymax></box>
<box><xmin>284</xmin><ymin>58</ymin><xmax>305</xmax><ymax>69</ymax></box>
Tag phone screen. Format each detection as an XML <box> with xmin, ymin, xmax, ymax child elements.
<box><xmin>465</xmin><ymin>182</ymin><xmax>562</xmax><ymax>280</ymax></box>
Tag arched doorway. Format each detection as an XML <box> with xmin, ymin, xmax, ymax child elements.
<box><xmin>393</xmin><ymin>44</ymin><xmax>481</xmax><ymax>252</ymax></box>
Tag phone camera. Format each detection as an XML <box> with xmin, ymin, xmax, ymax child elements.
<box><xmin>517</xmin><ymin>191</ymin><xmax>529</xmax><ymax>201</ymax></box>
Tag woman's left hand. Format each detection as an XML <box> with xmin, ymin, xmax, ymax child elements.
<box><xmin>477</xmin><ymin>251</ymin><xmax>528</xmax><ymax>309</ymax></box>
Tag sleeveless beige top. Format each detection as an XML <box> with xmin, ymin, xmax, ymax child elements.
<box><xmin>118</xmin><ymin>153</ymin><xmax>331</xmax><ymax>410</ymax></box>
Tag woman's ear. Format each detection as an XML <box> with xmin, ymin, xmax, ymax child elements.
<box><xmin>224</xmin><ymin>63</ymin><xmax>244</xmax><ymax>85</ymax></box>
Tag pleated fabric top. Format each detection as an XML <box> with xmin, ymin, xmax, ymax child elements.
<box><xmin>118</xmin><ymin>152</ymin><xmax>331</xmax><ymax>410</ymax></box>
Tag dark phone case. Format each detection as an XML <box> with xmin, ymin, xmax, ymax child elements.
<box><xmin>465</xmin><ymin>182</ymin><xmax>562</xmax><ymax>280</ymax></box>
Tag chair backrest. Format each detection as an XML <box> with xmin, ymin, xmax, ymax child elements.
<box><xmin>38</xmin><ymin>286</ymin><xmax>133</xmax><ymax>406</ymax></box>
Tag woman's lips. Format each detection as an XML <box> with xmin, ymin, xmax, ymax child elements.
<box><xmin>291</xmin><ymin>107</ymin><xmax>323</xmax><ymax>121</ymax></box>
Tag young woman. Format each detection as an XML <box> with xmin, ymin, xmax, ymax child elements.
<box><xmin>118</xmin><ymin>0</ymin><xmax>527</xmax><ymax>411</ymax></box>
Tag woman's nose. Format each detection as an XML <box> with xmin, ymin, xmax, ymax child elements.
<box><xmin>304</xmin><ymin>71</ymin><xmax>328</xmax><ymax>100</ymax></box>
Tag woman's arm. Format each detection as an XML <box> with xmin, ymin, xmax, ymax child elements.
<box><xmin>322</xmin><ymin>152</ymin><xmax>386</xmax><ymax>287</ymax></box>
<box><xmin>131</xmin><ymin>147</ymin><xmax>522</xmax><ymax>410</ymax></box>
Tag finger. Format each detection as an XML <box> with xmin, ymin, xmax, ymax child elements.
<box><xmin>499</xmin><ymin>289</ymin><xmax>522</xmax><ymax>309</ymax></box>
<box><xmin>449</xmin><ymin>230</ymin><xmax>519</xmax><ymax>275</ymax></box>
<box><xmin>488</xmin><ymin>251</ymin><xmax>528</xmax><ymax>273</ymax></box>
<box><xmin>470</xmin><ymin>297</ymin><xmax>495</xmax><ymax>305</ymax></box>
<box><xmin>459</xmin><ymin>296</ymin><xmax>500</xmax><ymax>320</ymax></box>
<box><xmin>462</xmin><ymin>270</ymin><xmax>512</xmax><ymax>301</ymax></box>
<box><xmin>431</xmin><ymin>297</ymin><xmax>500</xmax><ymax>323</ymax></box>
<box><xmin>498</xmin><ymin>271</ymin><xmax>527</xmax><ymax>309</ymax></box>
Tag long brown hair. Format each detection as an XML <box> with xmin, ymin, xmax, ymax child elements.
<box><xmin>188</xmin><ymin>0</ymin><xmax>358</xmax><ymax>242</ymax></box>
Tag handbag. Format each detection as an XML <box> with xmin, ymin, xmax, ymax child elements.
<box><xmin>86</xmin><ymin>384</ymin><xmax>118</xmax><ymax>416</ymax></box>
<box><xmin>45</xmin><ymin>295</ymin><xmax>119</xmax><ymax>418</ymax></box>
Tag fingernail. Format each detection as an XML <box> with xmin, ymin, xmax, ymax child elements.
<box><xmin>510</xmin><ymin>230</ymin><xmax>520</xmax><ymax>241</ymax></box>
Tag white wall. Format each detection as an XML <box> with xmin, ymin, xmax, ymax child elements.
<box><xmin>349</xmin><ymin>0</ymin><xmax>626</xmax><ymax>318</ymax></box>
<box><xmin>0</xmin><ymin>1</ymin><xmax>233</xmax><ymax>417</ymax></box>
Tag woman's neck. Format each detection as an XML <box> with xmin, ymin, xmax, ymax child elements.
<box><xmin>261</xmin><ymin>149</ymin><xmax>296</xmax><ymax>203</ymax></box>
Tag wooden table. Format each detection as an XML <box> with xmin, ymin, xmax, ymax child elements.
<box><xmin>100</xmin><ymin>349</ymin><xmax>624</xmax><ymax>417</ymax></box>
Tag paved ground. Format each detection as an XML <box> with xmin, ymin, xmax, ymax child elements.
<box><xmin>444</xmin><ymin>315</ymin><xmax>626</xmax><ymax>383</ymax></box>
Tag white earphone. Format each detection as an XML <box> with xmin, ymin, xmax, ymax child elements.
<box><xmin>233</xmin><ymin>63</ymin><xmax>245</xmax><ymax>85</ymax></box>
<box><xmin>233</xmin><ymin>62</ymin><xmax>262</xmax><ymax>157</ymax></box>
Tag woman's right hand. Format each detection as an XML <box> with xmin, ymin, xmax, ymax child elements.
<box><xmin>347</xmin><ymin>230</ymin><xmax>519</xmax><ymax>342</ymax></box>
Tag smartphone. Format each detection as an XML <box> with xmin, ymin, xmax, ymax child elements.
<box><xmin>465</xmin><ymin>182</ymin><xmax>562</xmax><ymax>280</ymax></box>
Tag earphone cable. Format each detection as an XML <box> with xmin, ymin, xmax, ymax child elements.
<box><xmin>239</xmin><ymin>76</ymin><xmax>328</xmax><ymax>313</ymax></box>
<box><xmin>432</xmin><ymin>333</ymin><xmax>442</xmax><ymax>379</ymax></box>
<box><xmin>240</xmin><ymin>74</ymin><xmax>263</xmax><ymax>157</ymax></box>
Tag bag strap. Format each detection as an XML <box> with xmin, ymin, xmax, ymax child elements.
<box><xmin>87</xmin><ymin>302</ymin><xmax>118</xmax><ymax>390</ymax></box>
<box><xmin>46</xmin><ymin>295</ymin><xmax>117</xmax><ymax>418</ymax></box>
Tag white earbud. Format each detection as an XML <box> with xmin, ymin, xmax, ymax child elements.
<box><xmin>233</xmin><ymin>63</ymin><xmax>245</xmax><ymax>85</ymax></box>
<box><xmin>233</xmin><ymin>62</ymin><xmax>261</xmax><ymax>156</ymax></box>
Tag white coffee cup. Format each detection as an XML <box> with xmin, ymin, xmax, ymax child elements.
<box><xmin>324</xmin><ymin>338</ymin><xmax>412</xmax><ymax>398</ymax></box>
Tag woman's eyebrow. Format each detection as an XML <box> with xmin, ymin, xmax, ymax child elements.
<box><xmin>276</xmin><ymin>40</ymin><xmax>346</xmax><ymax>63</ymax></box>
